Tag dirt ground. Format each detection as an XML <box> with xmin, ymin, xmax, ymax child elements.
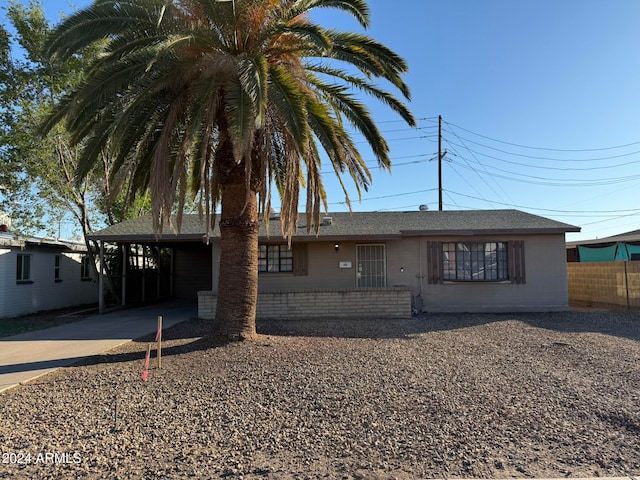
<box><xmin>1</xmin><ymin>309</ymin><xmax>639</xmax><ymax>479</ymax></box>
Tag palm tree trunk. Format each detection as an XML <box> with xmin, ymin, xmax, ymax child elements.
<box><xmin>215</xmin><ymin>170</ymin><xmax>260</xmax><ymax>341</ymax></box>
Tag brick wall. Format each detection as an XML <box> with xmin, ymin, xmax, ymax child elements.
<box><xmin>567</xmin><ymin>261</ymin><xmax>640</xmax><ymax>309</ymax></box>
<box><xmin>198</xmin><ymin>288</ymin><xmax>412</xmax><ymax>320</ymax></box>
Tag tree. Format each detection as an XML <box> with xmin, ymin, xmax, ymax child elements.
<box><xmin>43</xmin><ymin>0</ymin><xmax>415</xmax><ymax>340</ymax></box>
<box><xmin>0</xmin><ymin>0</ymin><xmax>151</xmax><ymax>238</ymax></box>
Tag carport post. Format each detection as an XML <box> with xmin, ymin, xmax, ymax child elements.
<box><xmin>99</xmin><ymin>240</ymin><xmax>105</xmax><ymax>313</ymax></box>
<box><xmin>121</xmin><ymin>244</ymin><xmax>127</xmax><ymax>306</ymax></box>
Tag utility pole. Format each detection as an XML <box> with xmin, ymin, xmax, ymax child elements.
<box><xmin>438</xmin><ymin>115</ymin><xmax>443</xmax><ymax>210</ymax></box>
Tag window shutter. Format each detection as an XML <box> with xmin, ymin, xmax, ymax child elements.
<box><xmin>426</xmin><ymin>241</ymin><xmax>443</xmax><ymax>284</ymax></box>
<box><xmin>292</xmin><ymin>243</ymin><xmax>308</xmax><ymax>276</ymax></box>
<box><xmin>509</xmin><ymin>240</ymin><xmax>526</xmax><ymax>284</ymax></box>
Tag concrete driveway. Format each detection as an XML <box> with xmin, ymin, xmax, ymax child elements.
<box><xmin>0</xmin><ymin>301</ymin><xmax>196</xmax><ymax>393</ymax></box>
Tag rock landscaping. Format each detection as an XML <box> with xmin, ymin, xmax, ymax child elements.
<box><xmin>1</xmin><ymin>310</ymin><xmax>639</xmax><ymax>479</ymax></box>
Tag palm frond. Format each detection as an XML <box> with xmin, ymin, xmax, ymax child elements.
<box><xmin>42</xmin><ymin>0</ymin><xmax>415</xmax><ymax>240</ymax></box>
<box><xmin>45</xmin><ymin>0</ymin><xmax>171</xmax><ymax>60</ymax></box>
<box><xmin>268</xmin><ymin>63</ymin><xmax>309</xmax><ymax>151</ymax></box>
<box><xmin>290</xmin><ymin>0</ymin><xmax>370</xmax><ymax>29</ymax></box>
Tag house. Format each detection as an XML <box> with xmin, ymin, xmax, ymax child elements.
<box><xmin>87</xmin><ymin>209</ymin><xmax>579</xmax><ymax>318</ymax></box>
<box><xmin>0</xmin><ymin>231</ymin><xmax>98</xmax><ymax>318</ymax></box>
<box><xmin>567</xmin><ymin>229</ymin><xmax>640</xmax><ymax>262</ymax></box>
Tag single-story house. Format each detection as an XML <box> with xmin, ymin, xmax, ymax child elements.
<box><xmin>87</xmin><ymin>209</ymin><xmax>579</xmax><ymax>318</ymax></box>
<box><xmin>0</xmin><ymin>231</ymin><xmax>98</xmax><ymax>318</ymax></box>
<box><xmin>567</xmin><ymin>229</ymin><xmax>640</xmax><ymax>262</ymax></box>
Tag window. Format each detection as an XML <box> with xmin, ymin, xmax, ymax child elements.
<box><xmin>442</xmin><ymin>242</ymin><xmax>508</xmax><ymax>281</ymax></box>
<box><xmin>54</xmin><ymin>255</ymin><xmax>61</xmax><ymax>281</ymax></box>
<box><xmin>81</xmin><ymin>255</ymin><xmax>92</xmax><ymax>280</ymax></box>
<box><xmin>16</xmin><ymin>254</ymin><xmax>32</xmax><ymax>283</ymax></box>
<box><xmin>356</xmin><ymin>244</ymin><xmax>386</xmax><ymax>287</ymax></box>
<box><xmin>427</xmin><ymin>240</ymin><xmax>525</xmax><ymax>284</ymax></box>
<box><xmin>258</xmin><ymin>245</ymin><xmax>293</xmax><ymax>273</ymax></box>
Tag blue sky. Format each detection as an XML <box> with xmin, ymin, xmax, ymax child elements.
<box><xmin>6</xmin><ymin>0</ymin><xmax>640</xmax><ymax>241</ymax></box>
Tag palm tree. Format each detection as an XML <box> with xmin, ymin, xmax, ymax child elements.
<box><xmin>43</xmin><ymin>0</ymin><xmax>415</xmax><ymax>340</ymax></box>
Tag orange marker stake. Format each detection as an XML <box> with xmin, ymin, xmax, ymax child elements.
<box><xmin>156</xmin><ymin>316</ymin><xmax>162</xmax><ymax>369</ymax></box>
<box><xmin>142</xmin><ymin>344</ymin><xmax>151</xmax><ymax>381</ymax></box>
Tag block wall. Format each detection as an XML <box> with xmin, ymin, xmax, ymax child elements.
<box><xmin>198</xmin><ymin>288</ymin><xmax>412</xmax><ymax>320</ymax></box>
<box><xmin>567</xmin><ymin>261</ymin><xmax>640</xmax><ymax>309</ymax></box>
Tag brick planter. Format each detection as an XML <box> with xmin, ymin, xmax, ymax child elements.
<box><xmin>198</xmin><ymin>288</ymin><xmax>412</xmax><ymax>320</ymax></box>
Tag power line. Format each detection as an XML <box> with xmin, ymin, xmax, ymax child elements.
<box><xmin>445</xmin><ymin>159</ymin><xmax>500</xmax><ymax>209</ymax></box>
<box><xmin>449</xmin><ymin>158</ymin><xmax>640</xmax><ymax>186</ymax></box>
<box><xmin>443</xmin><ymin>134</ymin><xmax>640</xmax><ymax>162</ymax></box>
<box><xmin>445</xmin><ymin>190</ymin><xmax>640</xmax><ymax>215</ymax></box>
<box><xmin>441</xmin><ymin>119</ymin><xmax>640</xmax><ymax>153</ymax></box>
<box><xmin>319</xmin><ymin>153</ymin><xmax>435</xmax><ymax>175</ymax></box>
<box><xmin>327</xmin><ymin>188</ymin><xmax>438</xmax><ymax>205</ymax></box>
<box><xmin>444</xmin><ymin>122</ymin><xmax>515</xmax><ymax>205</ymax></box>
<box><xmin>443</xmin><ymin>139</ymin><xmax>640</xmax><ymax>171</ymax></box>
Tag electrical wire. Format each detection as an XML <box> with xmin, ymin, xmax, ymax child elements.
<box><xmin>442</xmin><ymin>139</ymin><xmax>640</xmax><ymax>171</ymax></box>
<box><xmin>444</xmin><ymin>123</ymin><xmax>515</xmax><ymax>204</ymax></box>
<box><xmin>327</xmin><ymin>188</ymin><xmax>438</xmax><ymax>205</ymax></box>
<box><xmin>441</xmin><ymin>118</ymin><xmax>640</xmax><ymax>152</ymax></box>
<box><xmin>445</xmin><ymin>190</ymin><xmax>640</xmax><ymax>215</ymax></box>
<box><xmin>449</xmin><ymin>157</ymin><xmax>640</xmax><ymax>186</ymax></box>
<box><xmin>443</xmin><ymin>135</ymin><xmax>640</xmax><ymax>163</ymax></box>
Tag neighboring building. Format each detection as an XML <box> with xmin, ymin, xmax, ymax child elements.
<box><xmin>567</xmin><ymin>229</ymin><xmax>640</xmax><ymax>262</ymax></box>
<box><xmin>88</xmin><ymin>209</ymin><xmax>579</xmax><ymax>318</ymax></box>
<box><xmin>0</xmin><ymin>232</ymin><xmax>98</xmax><ymax>318</ymax></box>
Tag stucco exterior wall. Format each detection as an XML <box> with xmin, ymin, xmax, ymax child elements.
<box><xmin>0</xmin><ymin>247</ymin><xmax>98</xmax><ymax>318</ymax></box>
<box><xmin>201</xmin><ymin>232</ymin><xmax>569</xmax><ymax>315</ymax></box>
<box><xmin>421</xmin><ymin>234</ymin><xmax>569</xmax><ymax>312</ymax></box>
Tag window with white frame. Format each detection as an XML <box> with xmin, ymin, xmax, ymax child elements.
<box><xmin>16</xmin><ymin>254</ymin><xmax>32</xmax><ymax>283</ymax></box>
<box><xmin>258</xmin><ymin>245</ymin><xmax>293</xmax><ymax>273</ymax></box>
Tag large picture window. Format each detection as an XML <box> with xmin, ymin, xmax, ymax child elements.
<box><xmin>442</xmin><ymin>242</ymin><xmax>509</xmax><ymax>281</ymax></box>
<box><xmin>258</xmin><ymin>245</ymin><xmax>293</xmax><ymax>273</ymax></box>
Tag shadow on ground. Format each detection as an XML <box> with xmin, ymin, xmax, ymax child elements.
<box><xmin>32</xmin><ymin>309</ymin><xmax>639</xmax><ymax>373</ymax></box>
<box><xmin>257</xmin><ymin>310</ymin><xmax>640</xmax><ymax>343</ymax></box>
<box><xmin>66</xmin><ymin>318</ymin><xmax>231</xmax><ymax>369</ymax></box>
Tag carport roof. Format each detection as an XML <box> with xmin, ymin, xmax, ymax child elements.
<box><xmin>88</xmin><ymin>209</ymin><xmax>579</xmax><ymax>243</ymax></box>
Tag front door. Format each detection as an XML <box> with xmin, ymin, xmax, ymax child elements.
<box><xmin>356</xmin><ymin>244</ymin><xmax>386</xmax><ymax>287</ymax></box>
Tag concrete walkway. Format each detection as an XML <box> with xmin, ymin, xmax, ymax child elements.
<box><xmin>0</xmin><ymin>301</ymin><xmax>197</xmax><ymax>393</ymax></box>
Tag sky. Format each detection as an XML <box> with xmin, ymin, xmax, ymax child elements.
<box><xmin>4</xmin><ymin>0</ymin><xmax>640</xmax><ymax>241</ymax></box>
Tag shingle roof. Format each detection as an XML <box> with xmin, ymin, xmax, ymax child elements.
<box><xmin>88</xmin><ymin>209</ymin><xmax>579</xmax><ymax>243</ymax></box>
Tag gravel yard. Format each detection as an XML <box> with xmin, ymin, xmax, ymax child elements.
<box><xmin>1</xmin><ymin>310</ymin><xmax>639</xmax><ymax>479</ymax></box>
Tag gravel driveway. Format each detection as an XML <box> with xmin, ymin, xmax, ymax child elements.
<box><xmin>1</xmin><ymin>310</ymin><xmax>639</xmax><ymax>479</ymax></box>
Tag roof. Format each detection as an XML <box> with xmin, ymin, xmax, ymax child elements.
<box><xmin>566</xmin><ymin>229</ymin><xmax>640</xmax><ymax>247</ymax></box>
<box><xmin>87</xmin><ymin>209</ymin><xmax>580</xmax><ymax>243</ymax></box>
<box><xmin>0</xmin><ymin>232</ymin><xmax>88</xmax><ymax>251</ymax></box>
